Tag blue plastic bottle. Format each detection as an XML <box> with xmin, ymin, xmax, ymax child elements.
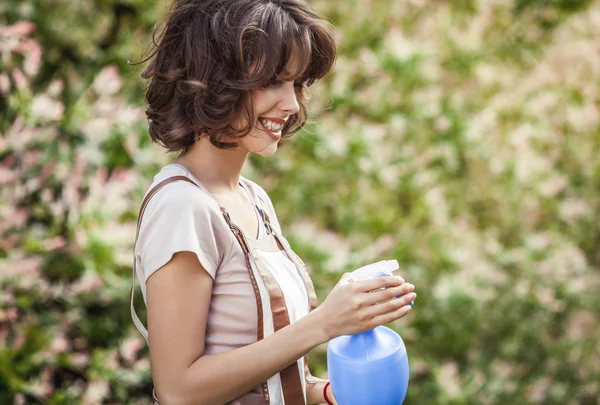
<box><xmin>327</xmin><ymin>260</ymin><xmax>410</xmax><ymax>405</ymax></box>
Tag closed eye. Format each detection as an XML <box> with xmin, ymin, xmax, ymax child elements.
<box><xmin>260</xmin><ymin>78</ymin><xmax>306</xmax><ymax>89</ymax></box>
<box><xmin>260</xmin><ymin>78</ymin><xmax>285</xmax><ymax>89</ymax></box>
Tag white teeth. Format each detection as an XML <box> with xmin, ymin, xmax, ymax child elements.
<box><xmin>260</xmin><ymin>118</ymin><xmax>283</xmax><ymax>132</ymax></box>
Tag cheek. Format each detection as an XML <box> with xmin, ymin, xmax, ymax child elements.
<box><xmin>252</xmin><ymin>89</ymin><xmax>276</xmax><ymax>110</ymax></box>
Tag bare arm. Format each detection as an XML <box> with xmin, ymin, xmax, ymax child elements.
<box><xmin>146</xmin><ymin>251</ymin><xmax>415</xmax><ymax>405</ymax></box>
<box><xmin>147</xmin><ymin>251</ymin><xmax>328</xmax><ymax>405</ymax></box>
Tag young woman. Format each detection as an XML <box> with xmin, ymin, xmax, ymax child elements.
<box><xmin>130</xmin><ymin>1</ymin><xmax>417</xmax><ymax>404</ymax></box>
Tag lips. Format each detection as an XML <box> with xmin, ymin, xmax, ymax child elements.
<box><xmin>258</xmin><ymin>119</ymin><xmax>282</xmax><ymax>141</ymax></box>
<box><xmin>257</xmin><ymin>116</ymin><xmax>287</xmax><ymax>141</ymax></box>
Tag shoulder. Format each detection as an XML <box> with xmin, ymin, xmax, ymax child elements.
<box><xmin>136</xmin><ymin>174</ymin><xmax>234</xmax><ymax>277</ymax></box>
<box><xmin>139</xmin><ymin>175</ymin><xmax>228</xmax><ymax>239</ymax></box>
<box><xmin>142</xmin><ymin>164</ymin><xmax>222</xmax><ymax>219</ymax></box>
<box><xmin>147</xmin><ymin>180</ymin><xmax>217</xmax><ymax>214</ymax></box>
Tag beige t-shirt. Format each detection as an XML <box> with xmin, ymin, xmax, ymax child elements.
<box><xmin>134</xmin><ymin>163</ymin><xmax>310</xmax><ymax>404</ymax></box>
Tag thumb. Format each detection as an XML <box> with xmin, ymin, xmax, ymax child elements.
<box><xmin>337</xmin><ymin>272</ymin><xmax>353</xmax><ymax>286</ymax></box>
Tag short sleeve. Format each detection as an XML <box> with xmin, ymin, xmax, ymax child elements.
<box><xmin>136</xmin><ymin>182</ymin><xmax>233</xmax><ymax>284</ymax></box>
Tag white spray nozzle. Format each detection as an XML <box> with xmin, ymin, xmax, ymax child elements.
<box><xmin>341</xmin><ymin>260</ymin><xmax>400</xmax><ymax>284</ymax></box>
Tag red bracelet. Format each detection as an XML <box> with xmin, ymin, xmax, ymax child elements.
<box><xmin>323</xmin><ymin>381</ymin><xmax>334</xmax><ymax>405</ymax></box>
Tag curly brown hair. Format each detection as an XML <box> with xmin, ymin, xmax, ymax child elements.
<box><xmin>137</xmin><ymin>0</ymin><xmax>337</xmax><ymax>152</ymax></box>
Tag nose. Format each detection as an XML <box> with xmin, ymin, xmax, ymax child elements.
<box><xmin>278</xmin><ymin>81</ymin><xmax>300</xmax><ymax>115</ymax></box>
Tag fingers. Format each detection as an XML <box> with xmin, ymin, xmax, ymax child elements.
<box><xmin>338</xmin><ymin>272</ymin><xmax>351</xmax><ymax>285</ymax></box>
<box><xmin>363</xmin><ymin>291</ymin><xmax>416</xmax><ymax>319</ymax></box>
<box><xmin>363</xmin><ymin>282</ymin><xmax>415</xmax><ymax>306</ymax></box>
<box><xmin>369</xmin><ymin>303</ymin><xmax>413</xmax><ymax>326</ymax></box>
<box><xmin>354</xmin><ymin>276</ymin><xmax>405</xmax><ymax>293</ymax></box>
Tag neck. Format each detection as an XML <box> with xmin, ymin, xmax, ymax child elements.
<box><xmin>175</xmin><ymin>137</ymin><xmax>248</xmax><ymax>194</ymax></box>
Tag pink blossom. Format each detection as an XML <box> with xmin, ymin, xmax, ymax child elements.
<box><xmin>30</xmin><ymin>94</ymin><xmax>64</xmax><ymax>121</ymax></box>
<box><xmin>39</xmin><ymin>161</ymin><xmax>57</xmax><ymax>183</ymax></box>
<box><xmin>11</xmin><ymin>68</ymin><xmax>28</xmax><ymax>91</ymax></box>
<box><xmin>438</xmin><ymin>361</ymin><xmax>461</xmax><ymax>397</ymax></box>
<box><xmin>0</xmin><ymin>257</ymin><xmax>42</xmax><ymax>279</ymax></box>
<box><xmin>133</xmin><ymin>357</ymin><xmax>151</xmax><ymax>372</ymax></box>
<box><xmin>13</xmin><ymin>38</ymin><xmax>42</xmax><ymax>76</ymax></box>
<box><xmin>92</xmin><ymin>65</ymin><xmax>123</xmax><ymax>96</ymax></box>
<box><xmin>0</xmin><ymin>73</ymin><xmax>9</xmax><ymax>95</ymax></box>
<box><xmin>2</xmin><ymin>21</ymin><xmax>36</xmax><ymax>37</ymax></box>
<box><xmin>49</xmin><ymin>334</ymin><xmax>69</xmax><ymax>354</ymax></box>
<box><xmin>120</xmin><ymin>336</ymin><xmax>144</xmax><ymax>364</ymax></box>
<box><xmin>528</xmin><ymin>377</ymin><xmax>551</xmax><ymax>402</ymax></box>
<box><xmin>106</xmin><ymin>350</ymin><xmax>120</xmax><ymax>371</ymax></box>
<box><xmin>1</xmin><ymin>234</ymin><xmax>20</xmax><ymax>250</ymax></box>
<box><xmin>70</xmin><ymin>272</ymin><xmax>105</xmax><ymax>295</ymax></box>
<box><xmin>13</xmin><ymin>393</ymin><xmax>26</xmax><ymax>405</ymax></box>
<box><xmin>28</xmin><ymin>381</ymin><xmax>54</xmax><ymax>398</ymax></box>
<box><xmin>559</xmin><ymin>198</ymin><xmax>591</xmax><ymax>222</ymax></box>
<box><xmin>0</xmin><ymin>290</ymin><xmax>16</xmax><ymax>305</ymax></box>
<box><xmin>43</xmin><ymin>236</ymin><xmax>66</xmax><ymax>251</ymax></box>
<box><xmin>567</xmin><ymin>310</ymin><xmax>597</xmax><ymax>340</ymax></box>
<box><xmin>0</xmin><ymin>167</ymin><xmax>19</xmax><ymax>184</ymax></box>
<box><xmin>0</xmin><ymin>308</ymin><xmax>19</xmax><ymax>322</ymax></box>
<box><xmin>47</xmin><ymin>79</ymin><xmax>64</xmax><ymax>96</ymax></box>
<box><xmin>71</xmin><ymin>352</ymin><xmax>91</xmax><ymax>369</ymax></box>
<box><xmin>82</xmin><ymin>380</ymin><xmax>111</xmax><ymax>405</ymax></box>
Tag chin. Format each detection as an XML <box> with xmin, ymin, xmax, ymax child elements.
<box><xmin>253</xmin><ymin>143</ymin><xmax>279</xmax><ymax>157</ymax></box>
<box><xmin>243</xmin><ymin>130</ymin><xmax>280</xmax><ymax>157</ymax></box>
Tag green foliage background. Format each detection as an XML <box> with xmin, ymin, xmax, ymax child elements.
<box><xmin>1</xmin><ymin>0</ymin><xmax>599</xmax><ymax>404</ymax></box>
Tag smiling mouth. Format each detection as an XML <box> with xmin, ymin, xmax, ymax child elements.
<box><xmin>258</xmin><ymin>117</ymin><xmax>285</xmax><ymax>132</ymax></box>
<box><xmin>258</xmin><ymin>118</ymin><xmax>283</xmax><ymax>140</ymax></box>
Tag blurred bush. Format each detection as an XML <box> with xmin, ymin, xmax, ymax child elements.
<box><xmin>1</xmin><ymin>0</ymin><xmax>599</xmax><ymax>404</ymax></box>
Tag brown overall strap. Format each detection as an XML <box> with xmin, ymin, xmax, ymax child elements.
<box><xmin>222</xmin><ymin>209</ymin><xmax>306</xmax><ymax>405</ymax></box>
<box><xmin>252</xmin><ymin>252</ymin><xmax>305</xmax><ymax>404</ymax></box>
<box><xmin>258</xmin><ymin>208</ymin><xmax>320</xmax><ymax>386</ymax></box>
<box><xmin>131</xmin><ymin>176</ymin><xmax>200</xmax><ymax>344</ymax></box>
<box><xmin>259</xmin><ymin>209</ymin><xmax>319</xmax><ymax>311</ymax></box>
<box><xmin>219</xmin><ymin>208</ymin><xmax>271</xmax><ymax>403</ymax></box>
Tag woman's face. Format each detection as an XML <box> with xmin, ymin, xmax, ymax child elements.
<box><xmin>236</xmin><ymin>78</ymin><xmax>301</xmax><ymax>157</ymax></box>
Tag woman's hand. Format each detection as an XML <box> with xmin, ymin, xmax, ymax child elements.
<box><xmin>315</xmin><ymin>275</ymin><xmax>416</xmax><ymax>340</ymax></box>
